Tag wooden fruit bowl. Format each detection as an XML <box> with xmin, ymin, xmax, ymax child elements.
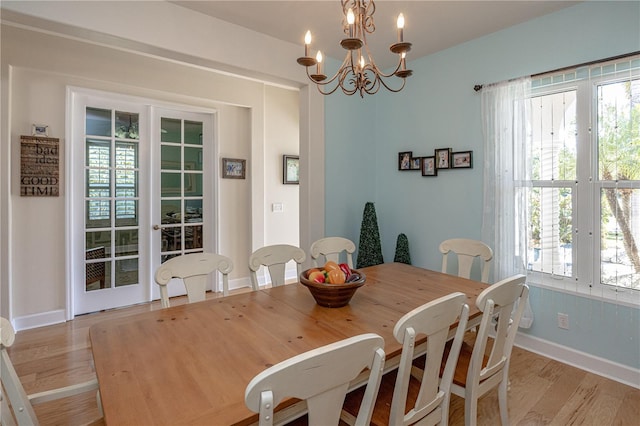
<box><xmin>299</xmin><ymin>268</ymin><xmax>366</xmax><ymax>308</ymax></box>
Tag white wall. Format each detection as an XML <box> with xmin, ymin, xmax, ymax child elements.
<box><xmin>1</xmin><ymin>21</ymin><xmax>304</xmax><ymax>326</ymax></box>
<box><xmin>265</xmin><ymin>86</ymin><xmax>300</xmax><ymax>248</ymax></box>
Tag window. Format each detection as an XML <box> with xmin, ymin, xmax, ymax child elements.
<box><xmin>526</xmin><ymin>57</ymin><xmax>639</xmax><ymax>300</ymax></box>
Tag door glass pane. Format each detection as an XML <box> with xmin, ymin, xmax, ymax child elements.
<box><xmin>185</xmin><ymin>199</ymin><xmax>202</xmax><ymax>222</ymax></box>
<box><xmin>161</xmin><ymin>200</ymin><xmax>181</xmax><ymax>224</ymax></box>
<box><xmin>161</xmin><ymin>226</ymin><xmax>182</xmax><ymax>252</ymax></box>
<box><xmin>115</xmin><ymin>229</ymin><xmax>138</xmax><ymax>257</ymax></box>
<box><xmin>185</xmin><ymin>225</ymin><xmax>202</xmax><ymax>249</ymax></box>
<box><xmin>86</xmin><ymin>200</ymin><xmax>110</xmax><ymax>228</ymax></box>
<box><xmin>161</xmin><ymin>145</ymin><xmax>181</xmax><ymax>169</ymax></box>
<box><xmin>161</xmin><ymin>172</ymin><xmax>181</xmax><ymax>197</ymax></box>
<box><xmin>161</xmin><ymin>118</ymin><xmax>181</xmax><ymax>142</ymax></box>
<box><xmin>185</xmin><ymin>120</ymin><xmax>202</xmax><ymax>145</ymax></box>
<box><xmin>185</xmin><ymin>173</ymin><xmax>202</xmax><ymax>196</ymax></box>
<box><xmin>115</xmin><ymin>111</ymin><xmax>140</xmax><ymax>140</ymax></box>
<box><xmin>86</xmin><ymin>231</ymin><xmax>111</xmax><ymax>253</ymax></box>
<box><xmin>115</xmin><ymin>258</ymin><xmax>138</xmax><ymax>287</ymax></box>
<box><xmin>184</xmin><ymin>147</ymin><xmax>202</xmax><ymax>171</ymax></box>
<box><xmin>115</xmin><ymin>200</ymin><xmax>138</xmax><ymax>227</ymax></box>
<box><xmin>86</xmin><ymin>107</ymin><xmax>111</xmax><ymax>137</ymax></box>
<box><xmin>601</xmin><ymin>188</ymin><xmax>640</xmax><ymax>289</ymax></box>
<box><xmin>86</xmin><ymin>259</ymin><xmax>110</xmax><ymax>291</ymax></box>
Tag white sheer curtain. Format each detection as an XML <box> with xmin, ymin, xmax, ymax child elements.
<box><xmin>481</xmin><ymin>77</ymin><xmax>534</xmax><ymax>328</ymax></box>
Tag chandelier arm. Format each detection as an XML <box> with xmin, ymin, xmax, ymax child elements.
<box><xmin>359</xmin><ymin>30</ymin><xmax>403</xmax><ymax>79</ymax></box>
<box><xmin>372</xmin><ymin>74</ymin><xmax>407</xmax><ymax>93</ymax></box>
<box><xmin>304</xmin><ymin>51</ymin><xmax>354</xmax><ymax>87</ymax></box>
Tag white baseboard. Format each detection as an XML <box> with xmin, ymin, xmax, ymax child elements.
<box><xmin>13</xmin><ymin>309</ymin><xmax>67</xmax><ymax>331</ymax></box>
<box><xmin>515</xmin><ymin>332</ymin><xmax>640</xmax><ymax>389</ymax></box>
<box><xmin>235</xmin><ymin>269</ymin><xmax>299</xmax><ymax>290</ymax></box>
<box><xmin>228</xmin><ymin>276</ymin><xmax>254</xmax><ymax>291</ymax></box>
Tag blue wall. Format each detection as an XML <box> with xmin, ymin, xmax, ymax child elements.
<box><xmin>325</xmin><ymin>1</ymin><xmax>640</xmax><ymax>369</ymax></box>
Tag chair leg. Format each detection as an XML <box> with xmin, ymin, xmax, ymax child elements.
<box><xmin>498</xmin><ymin>378</ymin><xmax>509</xmax><ymax>426</ymax></box>
<box><xmin>464</xmin><ymin>389</ymin><xmax>478</xmax><ymax>426</ymax></box>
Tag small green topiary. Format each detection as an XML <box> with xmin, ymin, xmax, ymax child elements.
<box><xmin>393</xmin><ymin>233</ymin><xmax>411</xmax><ymax>265</ymax></box>
<box><xmin>357</xmin><ymin>202</ymin><xmax>384</xmax><ymax>268</ymax></box>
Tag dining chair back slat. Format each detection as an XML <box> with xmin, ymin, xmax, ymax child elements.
<box><xmin>245</xmin><ymin>333</ymin><xmax>385</xmax><ymax>426</ymax></box>
<box><xmin>439</xmin><ymin>238</ymin><xmax>493</xmax><ymax>283</ymax></box>
<box><xmin>154</xmin><ymin>253</ymin><xmax>234</xmax><ymax>307</ymax></box>
<box><xmin>249</xmin><ymin>244</ymin><xmax>306</xmax><ymax>289</ymax></box>
<box><xmin>449</xmin><ymin>274</ymin><xmax>529</xmax><ymax>426</ymax></box>
<box><xmin>310</xmin><ymin>237</ymin><xmax>356</xmax><ymax>269</ymax></box>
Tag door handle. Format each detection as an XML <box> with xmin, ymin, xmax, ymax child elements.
<box><xmin>153</xmin><ymin>225</ymin><xmax>160</xmax><ymax>230</ymax></box>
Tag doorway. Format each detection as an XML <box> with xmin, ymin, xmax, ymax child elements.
<box><xmin>70</xmin><ymin>90</ymin><xmax>215</xmax><ymax>315</ymax></box>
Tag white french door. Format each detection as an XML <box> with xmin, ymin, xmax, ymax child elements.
<box><xmin>150</xmin><ymin>108</ymin><xmax>216</xmax><ymax>301</ymax></box>
<box><xmin>70</xmin><ymin>90</ymin><xmax>215</xmax><ymax>315</ymax></box>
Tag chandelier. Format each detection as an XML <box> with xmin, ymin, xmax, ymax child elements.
<box><xmin>297</xmin><ymin>0</ymin><xmax>413</xmax><ymax>97</ymax></box>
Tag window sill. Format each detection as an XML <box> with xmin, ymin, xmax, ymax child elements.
<box><xmin>526</xmin><ymin>272</ymin><xmax>640</xmax><ymax>308</ymax></box>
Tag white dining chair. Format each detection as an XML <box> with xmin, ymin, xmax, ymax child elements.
<box><xmin>248</xmin><ymin>244</ymin><xmax>306</xmax><ymax>289</ymax></box>
<box><xmin>342</xmin><ymin>292</ymin><xmax>469</xmax><ymax>426</ymax></box>
<box><xmin>309</xmin><ymin>237</ymin><xmax>356</xmax><ymax>269</ymax></box>
<box><xmin>1</xmin><ymin>317</ymin><xmax>102</xmax><ymax>426</ymax></box>
<box><xmin>154</xmin><ymin>252</ymin><xmax>234</xmax><ymax>307</ymax></box>
<box><xmin>439</xmin><ymin>238</ymin><xmax>494</xmax><ymax>283</ymax></box>
<box><xmin>448</xmin><ymin>274</ymin><xmax>529</xmax><ymax>426</ymax></box>
<box><xmin>244</xmin><ymin>333</ymin><xmax>385</xmax><ymax>426</ymax></box>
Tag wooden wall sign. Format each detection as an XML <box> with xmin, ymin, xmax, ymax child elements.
<box><xmin>20</xmin><ymin>135</ymin><xmax>59</xmax><ymax>196</ymax></box>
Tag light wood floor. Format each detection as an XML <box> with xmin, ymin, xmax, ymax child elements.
<box><xmin>6</xmin><ymin>291</ymin><xmax>639</xmax><ymax>426</ymax></box>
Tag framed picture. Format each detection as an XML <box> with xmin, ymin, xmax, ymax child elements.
<box><xmin>435</xmin><ymin>148</ymin><xmax>451</xmax><ymax>169</ymax></box>
<box><xmin>398</xmin><ymin>151</ymin><xmax>412</xmax><ymax>171</ymax></box>
<box><xmin>222</xmin><ymin>158</ymin><xmax>246</xmax><ymax>179</ymax></box>
<box><xmin>32</xmin><ymin>124</ymin><xmax>49</xmax><ymax>137</ymax></box>
<box><xmin>410</xmin><ymin>156</ymin><xmax>422</xmax><ymax>171</ymax></box>
<box><xmin>451</xmin><ymin>151</ymin><xmax>473</xmax><ymax>168</ymax></box>
<box><xmin>421</xmin><ymin>156</ymin><xmax>437</xmax><ymax>177</ymax></box>
<box><xmin>283</xmin><ymin>155</ymin><xmax>299</xmax><ymax>184</ymax></box>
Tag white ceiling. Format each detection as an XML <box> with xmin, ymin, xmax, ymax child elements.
<box><xmin>170</xmin><ymin>1</ymin><xmax>580</xmax><ymax>69</ymax></box>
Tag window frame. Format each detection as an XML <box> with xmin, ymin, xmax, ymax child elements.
<box><xmin>526</xmin><ymin>66</ymin><xmax>640</xmax><ymax>307</ymax></box>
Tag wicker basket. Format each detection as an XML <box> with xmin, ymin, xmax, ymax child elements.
<box><xmin>299</xmin><ymin>268</ymin><xmax>366</xmax><ymax>308</ymax></box>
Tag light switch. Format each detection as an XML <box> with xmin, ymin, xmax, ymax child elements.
<box><xmin>272</xmin><ymin>203</ymin><xmax>284</xmax><ymax>212</ymax></box>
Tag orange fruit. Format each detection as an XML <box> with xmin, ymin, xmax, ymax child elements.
<box><xmin>327</xmin><ymin>269</ymin><xmax>346</xmax><ymax>284</ymax></box>
<box><xmin>324</xmin><ymin>260</ymin><xmax>340</xmax><ymax>272</ymax></box>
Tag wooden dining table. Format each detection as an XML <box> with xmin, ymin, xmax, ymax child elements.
<box><xmin>89</xmin><ymin>262</ymin><xmax>487</xmax><ymax>425</ymax></box>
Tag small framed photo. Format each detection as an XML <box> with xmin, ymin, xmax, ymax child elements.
<box><xmin>32</xmin><ymin>124</ymin><xmax>49</xmax><ymax>137</ymax></box>
<box><xmin>421</xmin><ymin>156</ymin><xmax>437</xmax><ymax>177</ymax></box>
<box><xmin>451</xmin><ymin>151</ymin><xmax>473</xmax><ymax>168</ymax></box>
<box><xmin>398</xmin><ymin>151</ymin><xmax>412</xmax><ymax>171</ymax></box>
<box><xmin>283</xmin><ymin>155</ymin><xmax>299</xmax><ymax>184</ymax></box>
<box><xmin>410</xmin><ymin>156</ymin><xmax>422</xmax><ymax>170</ymax></box>
<box><xmin>222</xmin><ymin>158</ymin><xmax>246</xmax><ymax>179</ymax></box>
<box><xmin>435</xmin><ymin>148</ymin><xmax>451</xmax><ymax>169</ymax></box>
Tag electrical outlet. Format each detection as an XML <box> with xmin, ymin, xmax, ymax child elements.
<box><xmin>557</xmin><ymin>313</ymin><xmax>569</xmax><ymax>329</ymax></box>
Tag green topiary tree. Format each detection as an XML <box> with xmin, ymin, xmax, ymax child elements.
<box><xmin>394</xmin><ymin>233</ymin><xmax>411</xmax><ymax>264</ymax></box>
<box><xmin>357</xmin><ymin>202</ymin><xmax>384</xmax><ymax>268</ymax></box>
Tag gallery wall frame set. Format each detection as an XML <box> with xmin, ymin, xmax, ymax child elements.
<box><xmin>398</xmin><ymin>149</ymin><xmax>472</xmax><ymax>178</ymax></box>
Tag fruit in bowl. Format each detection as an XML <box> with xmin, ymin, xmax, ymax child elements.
<box><xmin>305</xmin><ymin>261</ymin><xmax>363</xmax><ymax>285</ymax></box>
<box><xmin>299</xmin><ymin>262</ymin><xmax>366</xmax><ymax>308</ymax></box>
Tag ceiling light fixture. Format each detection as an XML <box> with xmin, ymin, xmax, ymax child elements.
<box><xmin>297</xmin><ymin>0</ymin><xmax>413</xmax><ymax>97</ymax></box>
